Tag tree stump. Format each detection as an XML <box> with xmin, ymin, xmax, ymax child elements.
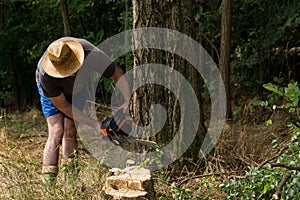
<box><xmin>103</xmin><ymin>166</ymin><xmax>155</xmax><ymax>200</ymax></box>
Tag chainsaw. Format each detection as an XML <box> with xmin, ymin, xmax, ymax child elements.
<box><xmin>101</xmin><ymin>110</ymin><xmax>158</xmax><ymax>152</ymax></box>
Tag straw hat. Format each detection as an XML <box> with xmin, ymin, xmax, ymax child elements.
<box><xmin>43</xmin><ymin>40</ymin><xmax>84</xmax><ymax>78</ymax></box>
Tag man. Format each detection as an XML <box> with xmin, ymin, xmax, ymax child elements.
<box><xmin>36</xmin><ymin>37</ymin><xmax>131</xmax><ymax>185</ymax></box>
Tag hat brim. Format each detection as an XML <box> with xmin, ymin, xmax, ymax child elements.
<box><xmin>43</xmin><ymin>40</ymin><xmax>84</xmax><ymax>78</ymax></box>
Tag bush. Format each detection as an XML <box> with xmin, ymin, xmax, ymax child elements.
<box><xmin>220</xmin><ymin>79</ymin><xmax>300</xmax><ymax>199</ymax></box>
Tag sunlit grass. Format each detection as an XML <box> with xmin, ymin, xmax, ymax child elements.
<box><xmin>0</xmin><ymin>108</ymin><xmax>111</xmax><ymax>199</ymax></box>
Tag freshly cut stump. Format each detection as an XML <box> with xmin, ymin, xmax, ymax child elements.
<box><xmin>103</xmin><ymin>166</ymin><xmax>154</xmax><ymax>199</ymax></box>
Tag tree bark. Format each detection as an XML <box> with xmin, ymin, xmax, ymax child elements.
<box><xmin>169</xmin><ymin>0</ymin><xmax>206</xmax><ymax>157</ymax></box>
<box><xmin>60</xmin><ymin>0</ymin><xmax>71</xmax><ymax>36</ymax></box>
<box><xmin>124</xmin><ymin>0</ymin><xmax>130</xmax><ymax>71</ymax></box>
<box><xmin>132</xmin><ymin>0</ymin><xmax>206</xmax><ymax>159</ymax></box>
<box><xmin>219</xmin><ymin>0</ymin><xmax>232</xmax><ymax>119</ymax></box>
<box><xmin>131</xmin><ymin>0</ymin><xmax>166</xmax><ymax>134</ymax></box>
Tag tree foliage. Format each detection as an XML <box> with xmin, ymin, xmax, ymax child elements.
<box><xmin>231</xmin><ymin>0</ymin><xmax>300</xmax><ymax>89</ymax></box>
<box><xmin>0</xmin><ymin>0</ymin><xmax>298</xmax><ymax>109</ymax></box>
<box><xmin>0</xmin><ymin>0</ymin><xmax>125</xmax><ymax>108</ymax></box>
<box><xmin>0</xmin><ymin>0</ymin><xmax>62</xmax><ymax>107</ymax></box>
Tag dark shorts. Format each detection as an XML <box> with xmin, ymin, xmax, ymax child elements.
<box><xmin>37</xmin><ymin>84</ymin><xmax>87</xmax><ymax>118</ymax></box>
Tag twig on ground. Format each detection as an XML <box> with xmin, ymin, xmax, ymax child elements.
<box><xmin>272</xmin><ymin>172</ymin><xmax>292</xmax><ymax>200</ymax></box>
<box><xmin>270</xmin><ymin>163</ymin><xmax>300</xmax><ymax>171</ymax></box>
<box><xmin>176</xmin><ymin>171</ymin><xmax>237</xmax><ymax>187</ymax></box>
<box><xmin>259</xmin><ymin>145</ymin><xmax>289</xmax><ymax>167</ymax></box>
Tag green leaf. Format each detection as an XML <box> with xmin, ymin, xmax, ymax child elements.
<box><xmin>284</xmin><ymin>102</ymin><xmax>293</xmax><ymax>109</ymax></box>
<box><xmin>261</xmin><ymin>184</ymin><xmax>271</xmax><ymax>195</ymax></box>
<box><xmin>263</xmin><ymin>83</ymin><xmax>283</xmax><ymax>96</ymax></box>
<box><xmin>273</xmin><ymin>77</ymin><xmax>285</xmax><ymax>84</ymax></box>
<box><xmin>289</xmin><ymin>108</ymin><xmax>295</xmax><ymax>113</ymax></box>
<box><xmin>233</xmin><ymin>106</ymin><xmax>241</xmax><ymax>116</ymax></box>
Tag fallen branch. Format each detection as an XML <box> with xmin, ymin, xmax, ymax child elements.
<box><xmin>176</xmin><ymin>171</ymin><xmax>239</xmax><ymax>187</ymax></box>
<box><xmin>272</xmin><ymin>172</ymin><xmax>292</xmax><ymax>200</ymax></box>
<box><xmin>259</xmin><ymin>145</ymin><xmax>289</xmax><ymax>167</ymax></box>
<box><xmin>270</xmin><ymin>163</ymin><xmax>300</xmax><ymax>171</ymax></box>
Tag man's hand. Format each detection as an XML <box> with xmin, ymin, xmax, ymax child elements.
<box><xmin>119</xmin><ymin>102</ymin><xmax>129</xmax><ymax>115</ymax></box>
<box><xmin>94</xmin><ymin>120</ymin><xmax>102</xmax><ymax>134</ymax></box>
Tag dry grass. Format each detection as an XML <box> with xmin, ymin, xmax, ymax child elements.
<box><xmin>0</xmin><ymin>107</ymin><xmax>290</xmax><ymax>199</ymax></box>
<box><xmin>214</xmin><ymin>110</ymin><xmax>290</xmax><ymax>172</ymax></box>
<box><xmin>0</xmin><ymin>108</ymin><xmax>111</xmax><ymax>199</ymax></box>
<box><xmin>152</xmin><ymin>109</ymin><xmax>291</xmax><ymax>199</ymax></box>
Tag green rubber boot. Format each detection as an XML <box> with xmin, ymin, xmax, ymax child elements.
<box><xmin>42</xmin><ymin>166</ymin><xmax>58</xmax><ymax>189</ymax></box>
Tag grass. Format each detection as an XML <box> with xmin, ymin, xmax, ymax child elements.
<box><xmin>0</xmin><ymin>109</ymin><xmax>110</xmax><ymax>199</ymax></box>
<box><xmin>0</xmin><ymin>107</ymin><xmax>290</xmax><ymax>199</ymax></box>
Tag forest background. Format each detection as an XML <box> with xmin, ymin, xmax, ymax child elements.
<box><xmin>0</xmin><ymin>0</ymin><xmax>299</xmax><ymax>199</ymax></box>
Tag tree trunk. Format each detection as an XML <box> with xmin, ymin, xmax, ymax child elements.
<box><xmin>219</xmin><ymin>0</ymin><xmax>232</xmax><ymax>120</ymax></box>
<box><xmin>0</xmin><ymin>0</ymin><xmax>4</xmax><ymax>27</ymax></box>
<box><xmin>9</xmin><ymin>51</ymin><xmax>21</xmax><ymax>108</ymax></box>
<box><xmin>168</xmin><ymin>0</ymin><xmax>206</xmax><ymax>158</ymax></box>
<box><xmin>78</xmin><ymin>16</ymin><xmax>86</xmax><ymax>36</ymax></box>
<box><xmin>131</xmin><ymin>0</ymin><xmax>166</xmax><ymax>137</ymax></box>
<box><xmin>60</xmin><ymin>0</ymin><xmax>71</xmax><ymax>36</ymax></box>
<box><xmin>132</xmin><ymin>0</ymin><xmax>206</xmax><ymax>160</ymax></box>
<box><xmin>124</xmin><ymin>0</ymin><xmax>130</xmax><ymax>71</ymax></box>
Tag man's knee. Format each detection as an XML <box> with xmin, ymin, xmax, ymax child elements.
<box><xmin>47</xmin><ymin>125</ymin><xmax>64</xmax><ymax>147</ymax></box>
<box><xmin>47</xmin><ymin>114</ymin><xmax>65</xmax><ymax>142</ymax></box>
<box><xmin>51</xmin><ymin>124</ymin><xmax>64</xmax><ymax>139</ymax></box>
<box><xmin>47</xmin><ymin>113</ymin><xmax>64</xmax><ymax>138</ymax></box>
<box><xmin>64</xmin><ymin>118</ymin><xmax>77</xmax><ymax>138</ymax></box>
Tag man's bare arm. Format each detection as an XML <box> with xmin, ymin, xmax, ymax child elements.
<box><xmin>50</xmin><ymin>93</ymin><xmax>101</xmax><ymax>133</ymax></box>
<box><xmin>111</xmin><ymin>66</ymin><xmax>131</xmax><ymax>111</ymax></box>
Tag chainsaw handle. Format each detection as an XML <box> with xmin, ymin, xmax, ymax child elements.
<box><xmin>101</xmin><ymin>128</ymin><xmax>109</xmax><ymax>137</ymax></box>
<box><xmin>100</xmin><ymin>110</ymin><xmax>131</xmax><ymax>139</ymax></box>
<box><xmin>100</xmin><ymin>117</ymin><xmax>113</xmax><ymax>137</ymax></box>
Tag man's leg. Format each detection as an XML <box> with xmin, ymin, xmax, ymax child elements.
<box><xmin>43</xmin><ymin>113</ymin><xmax>64</xmax><ymax>165</ymax></box>
<box><xmin>61</xmin><ymin>117</ymin><xmax>79</xmax><ymax>185</ymax></box>
<box><xmin>42</xmin><ymin>113</ymin><xmax>64</xmax><ymax>186</ymax></box>
<box><xmin>62</xmin><ymin>117</ymin><xmax>78</xmax><ymax>159</ymax></box>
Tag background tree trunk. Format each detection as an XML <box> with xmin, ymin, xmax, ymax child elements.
<box><xmin>0</xmin><ymin>1</ymin><xmax>4</xmax><ymax>27</ymax></box>
<box><xmin>9</xmin><ymin>51</ymin><xmax>21</xmax><ymax>108</ymax></box>
<box><xmin>219</xmin><ymin>0</ymin><xmax>232</xmax><ymax>120</ymax></box>
<box><xmin>60</xmin><ymin>0</ymin><xmax>71</xmax><ymax>36</ymax></box>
